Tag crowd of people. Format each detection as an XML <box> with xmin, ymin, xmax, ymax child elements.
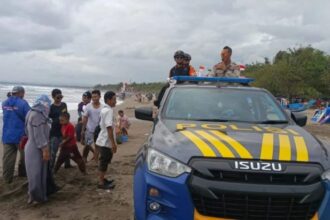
<box><xmin>2</xmin><ymin>87</ymin><xmax>131</xmax><ymax>204</ymax></box>
<box><xmin>1</xmin><ymin>46</ymin><xmax>237</xmax><ymax>204</ymax></box>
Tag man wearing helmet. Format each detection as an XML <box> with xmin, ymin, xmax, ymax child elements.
<box><xmin>155</xmin><ymin>50</ymin><xmax>191</xmax><ymax>108</ymax></box>
<box><xmin>169</xmin><ymin>50</ymin><xmax>190</xmax><ymax>77</ymax></box>
<box><xmin>183</xmin><ymin>53</ymin><xmax>196</xmax><ymax>76</ymax></box>
<box><xmin>209</xmin><ymin>46</ymin><xmax>240</xmax><ymax>77</ymax></box>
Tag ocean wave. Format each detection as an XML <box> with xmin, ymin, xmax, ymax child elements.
<box><xmin>1</xmin><ymin>82</ymin><xmax>124</xmax><ymax>118</ymax></box>
<box><xmin>0</xmin><ymin>100</ymin><xmax>123</xmax><ymax>117</ymax></box>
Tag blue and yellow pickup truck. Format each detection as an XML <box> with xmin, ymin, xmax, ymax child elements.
<box><xmin>134</xmin><ymin>77</ymin><xmax>330</xmax><ymax>220</ymax></box>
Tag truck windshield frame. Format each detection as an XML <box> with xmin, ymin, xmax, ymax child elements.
<box><xmin>161</xmin><ymin>87</ymin><xmax>288</xmax><ymax>123</ymax></box>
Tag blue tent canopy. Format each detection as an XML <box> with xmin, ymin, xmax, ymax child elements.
<box><xmin>311</xmin><ymin>107</ymin><xmax>330</xmax><ymax>124</ymax></box>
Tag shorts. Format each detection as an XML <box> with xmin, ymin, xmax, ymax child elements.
<box><xmin>59</xmin><ymin>146</ymin><xmax>83</xmax><ymax>161</ymax></box>
<box><xmin>85</xmin><ymin>131</ymin><xmax>95</xmax><ymax>146</ymax></box>
<box><xmin>98</xmin><ymin>147</ymin><xmax>113</xmax><ymax>172</ymax></box>
<box><xmin>54</xmin><ymin>145</ymin><xmax>85</xmax><ymax>173</ymax></box>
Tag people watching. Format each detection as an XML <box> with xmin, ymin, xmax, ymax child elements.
<box><xmin>78</xmin><ymin>91</ymin><xmax>92</xmax><ymax>118</ymax></box>
<box><xmin>209</xmin><ymin>46</ymin><xmax>240</xmax><ymax>77</ymax></box>
<box><xmin>95</xmin><ymin>91</ymin><xmax>117</xmax><ymax>190</ymax></box>
<box><xmin>54</xmin><ymin>112</ymin><xmax>86</xmax><ymax>174</ymax></box>
<box><xmin>25</xmin><ymin>95</ymin><xmax>52</xmax><ymax>203</ymax></box>
<box><xmin>2</xmin><ymin>86</ymin><xmax>30</xmax><ymax>183</ymax></box>
<box><xmin>49</xmin><ymin>89</ymin><xmax>71</xmax><ymax>170</ymax></box>
<box><xmin>81</xmin><ymin>90</ymin><xmax>102</xmax><ymax>163</ymax></box>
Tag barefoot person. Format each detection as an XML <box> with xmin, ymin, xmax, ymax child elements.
<box><xmin>54</xmin><ymin>112</ymin><xmax>86</xmax><ymax>174</ymax></box>
<box><xmin>81</xmin><ymin>90</ymin><xmax>102</xmax><ymax>163</ymax></box>
<box><xmin>96</xmin><ymin>91</ymin><xmax>117</xmax><ymax>189</ymax></box>
<box><xmin>25</xmin><ymin>95</ymin><xmax>52</xmax><ymax>203</ymax></box>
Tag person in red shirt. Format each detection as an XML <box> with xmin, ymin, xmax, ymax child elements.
<box><xmin>54</xmin><ymin>112</ymin><xmax>86</xmax><ymax>174</ymax></box>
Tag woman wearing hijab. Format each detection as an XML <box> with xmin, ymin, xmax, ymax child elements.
<box><xmin>25</xmin><ymin>95</ymin><xmax>52</xmax><ymax>203</ymax></box>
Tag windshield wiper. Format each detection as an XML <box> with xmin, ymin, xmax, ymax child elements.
<box><xmin>256</xmin><ymin>120</ymin><xmax>289</xmax><ymax>124</ymax></box>
<box><xmin>193</xmin><ymin>119</ymin><xmax>229</xmax><ymax>122</ymax></box>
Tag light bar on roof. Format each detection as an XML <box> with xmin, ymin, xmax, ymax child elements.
<box><xmin>171</xmin><ymin>76</ymin><xmax>254</xmax><ymax>84</ymax></box>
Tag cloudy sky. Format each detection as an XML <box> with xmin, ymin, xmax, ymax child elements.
<box><xmin>0</xmin><ymin>0</ymin><xmax>329</xmax><ymax>86</ymax></box>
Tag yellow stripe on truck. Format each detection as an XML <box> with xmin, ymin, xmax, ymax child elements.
<box><xmin>279</xmin><ymin>134</ymin><xmax>291</xmax><ymax>161</ymax></box>
<box><xmin>311</xmin><ymin>213</ymin><xmax>319</xmax><ymax>220</ymax></box>
<box><xmin>294</xmin><ymin>136</ymin><xmax>309</xmax><ymax>162</ymax></box>
<box><xmin>260</xmin><ymin>133</ymin><xmax>274</xmax><ymax>160</ymax></box>
<box><xmin>181</xmin><ymin>131</ymin><xmax>216</xmax><ymax>157</ymax></box>
<box><xmin>195</xmin><ymin>130</ymin><xmax>235</xmax><ymax>158</ymax></box>
<box><xmin>210</xmin><ymin>130</ymin><xmax>252</xmax><ymax>159</ymax></box>
<box><xmin>194</xmin><ymin>210</ymin><xmax>232</xmax><ymax>220</ymax></box>
<box><xmin>194</xmin><ymin>209</ymin><xmax>318</xmax><ymax>220</ymax></box>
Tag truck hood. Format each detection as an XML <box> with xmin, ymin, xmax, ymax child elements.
<box><xmin>150</xmin><ymin>119</ymin><xmax>329</xmax><ymax>167</ymax></box>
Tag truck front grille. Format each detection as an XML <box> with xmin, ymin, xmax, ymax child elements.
<box><xmin>193</xmin><ymin>192</ymin><xmax>320</xmax><ymax>220</ymax></box>
<box><xmin>204</xmin><ymin>170</ymin><xmax>320</xmax><ymax>185</ymax></box>
<box><xmin>188</xmin><ymin>158</ymin><xmax>324</xmax><ymax>220</ymax></box>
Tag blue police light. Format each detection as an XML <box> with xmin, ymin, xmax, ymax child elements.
<box><xmin>171</xmin><ymin>76</ymin><xmax>254</xmax><ymax>84</ymax></box>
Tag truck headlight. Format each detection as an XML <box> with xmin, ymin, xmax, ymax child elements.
<box><xmin>147</xmin><ymin>148</ymin><xmax>191</xmax><ymax>177</ymax></box>
<box><xmin>322</xmin><ymin>170</ymin><xmax>330</xmax><ymax>180</ymax></box>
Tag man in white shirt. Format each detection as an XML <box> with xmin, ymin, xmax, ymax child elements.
<box><xmin>96</xmin><ymin>91</ymin><xmax>117</xmax><ymax>190</ymax></box>
<box><xmin>81</xmin><ymin>90</ymin><xmax>102</xmax><ymax>163</ymax></box>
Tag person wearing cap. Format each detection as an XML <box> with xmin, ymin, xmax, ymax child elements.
<box><xmin>2</xmin><ymin>86</ymin><xmax>30</xmax><ymax>183</ymax></box>
<box><xmin>49</xmin><ymin>89</ymin><xmax>71</xmax><ymax>170</ymax></box>
<box><xmin>183</xmin><ymin>53</ymin><xmax>197</xmax><ymax>76</ymax></box>
<box><xmin>78</xmin><ymin>91</ymin><xmax>92</xmax><ymax>118</ymax></box>
<box><xmin>169</xmin><ymin>50</ymin><xmax>190</xmax><ymax>78</ymax></box>
<box><xmin>209</xmin><ymin>46</ymin><xmax>240</xmax><ymax>77</ymax></box>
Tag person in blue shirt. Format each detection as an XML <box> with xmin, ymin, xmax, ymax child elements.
<box><xmin>2</xmin><ymin>86</ymin><xmax>30</xmax><ymax>184</ymax></box>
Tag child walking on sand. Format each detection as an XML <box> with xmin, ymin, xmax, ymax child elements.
<box><xmin>54</xmin><ymin>112</ymin><xmax>86</xmax><ymax>174</ymax></box>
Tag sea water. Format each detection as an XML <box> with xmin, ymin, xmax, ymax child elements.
<box><xmin>0</xmin><ymin>83</ymin><xmax>123</xmax><ymax>118</ymax></box>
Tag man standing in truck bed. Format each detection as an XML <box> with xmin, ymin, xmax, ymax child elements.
<box><xmin>209</xmin><ymin>46</ymin><xmax>240</xmax><ymax>77</ymax></box>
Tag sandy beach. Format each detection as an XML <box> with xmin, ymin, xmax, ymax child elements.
<box><xmin>0</xmin><ymin>100</ymin><xmax>330</xmax><ymax>220</ymax></box>
<box><xmin>0</xmin><ymin>96</ymin><xmax>154</xmax><ymax>220</ymax></box>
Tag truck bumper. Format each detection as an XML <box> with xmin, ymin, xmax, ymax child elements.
<box><xmin>134</xmin><ymin>164</ymin><xmax>330</xmax><ymax>220</ymax></box>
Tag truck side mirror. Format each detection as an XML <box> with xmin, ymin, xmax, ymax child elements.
<box><xmin>135</xmin><ymin>107</ymin><xmax>154</xmax><ymax>121</ymax></box>
<box><xmin>291</xmin><ymin>111</ymin><xmax>307</xmax><ymax>127</ymax></box>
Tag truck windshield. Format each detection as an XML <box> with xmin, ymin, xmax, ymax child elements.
<box><xmin>163</xmin><ymin>87</ymin><xmax>287</xmax><ymax>123</ymax></box>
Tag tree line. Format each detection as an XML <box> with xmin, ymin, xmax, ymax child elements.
<box><xmin>94</xmin><ymin>82</ymin><xmax>165</xmax><ymax>94</ymax></box>
<box><xmin>244</xmin><ymin>46</ymin><xmax>330</xmax><ymax>99</ymax></box>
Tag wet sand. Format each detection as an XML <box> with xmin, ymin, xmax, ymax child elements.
<box><xmin>0</xmin><ymin>103</ymin><xmax>330</xmax><ymax>220</ymax></box>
